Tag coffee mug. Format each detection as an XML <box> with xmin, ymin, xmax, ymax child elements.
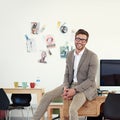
<box><xmin>30</xmin><ymin>82</ymin><xmax>35</xmax><ymax>88</ymax></box>
<box><xmin>22</xmin><ymin>82</ymin><xmax>28</xmax><ymax>89</ymax></box>
<box><xmin>14</xmin><ymin>82</ymin><xmax>18</xmax><ymax>88</ymax></box>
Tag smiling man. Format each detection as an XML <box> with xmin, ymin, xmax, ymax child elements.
<box><xmin>32</xmin><ymin>29</ymin><xmax>98</xmax><ymax>120</ymax></box>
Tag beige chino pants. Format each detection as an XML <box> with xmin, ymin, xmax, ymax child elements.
<box><xmin>33</xmin><ymin>84</ymin><xmax>86</xmax><ymax>120</ymax></box>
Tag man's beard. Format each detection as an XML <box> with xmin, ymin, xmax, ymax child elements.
<box><xmin>75</xmin><ymin>44</ymin><xmax>84</xmax><ymax>51</ymax></box>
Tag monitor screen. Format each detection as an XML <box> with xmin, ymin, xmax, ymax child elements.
<box><xmin>100</xmin><ymin>59</ymin><xmax>120</xmax><ymax>87</ymax></box>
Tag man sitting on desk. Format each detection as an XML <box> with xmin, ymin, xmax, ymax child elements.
<box><xmin>32</xmin><ymin>29</ymin><xmax>98</xmax><ymax>120</ymax></box>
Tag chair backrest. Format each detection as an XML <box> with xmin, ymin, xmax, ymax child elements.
<box><xmin>11</xmin><ymin>94</ymin><xmax>31</xmax><ymax>106</ymax></box>
<box><xmin>103</xmin><ymin>93</ymin><xmax>120</xmax><ymax>119</ymax></box>
<box><xmin>0</xmin><ymin>88</ymin><xmax>10</xmax><ymax>110</ymax></box>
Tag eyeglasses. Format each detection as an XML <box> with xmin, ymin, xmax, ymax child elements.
<box><xmin>75</xmin><ymin>37</ymin><xmax>87</xmax><ymax>42</ymax></box>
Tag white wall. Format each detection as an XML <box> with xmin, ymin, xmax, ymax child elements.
<box><xmin>0</xmin><ymin>0</ymin><xmax>120</xmax><ymax>92</ymax></box>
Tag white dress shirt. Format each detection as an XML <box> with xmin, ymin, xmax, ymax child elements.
<box><xmin>73</xmin><ymin>49</ymin><xmax>85</xmax><ymax>82</ymax></box>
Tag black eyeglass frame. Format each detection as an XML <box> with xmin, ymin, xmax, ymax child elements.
<box><xmin>75</xmin><ymin>37</ymin><xmax>87</xmax><ymax>42</ymax></box>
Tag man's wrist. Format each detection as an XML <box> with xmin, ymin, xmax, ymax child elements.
<box><xmin>74</xmin><ymin>88</ymin><xmax>77</xmax><ymax>93</ymax></box>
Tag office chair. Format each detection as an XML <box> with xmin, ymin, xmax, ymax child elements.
<box><xmin>0</xmin><ymin>89</ymin><xmax>33</xmax><ymax>120</ymax></box>
<box><xmin>103</xmin><ymin>93</ymin><xmax>120</xmax><ymax>120</ymax></box>
<box><xmin>0</xmin><ymin>88</ymin><xmax>10</xmax><ymax>120</ymax></box>
<box><xmin>9</xmin><ymin>94</ymin><xmax>33</xmax><ymax>120</ymax></box>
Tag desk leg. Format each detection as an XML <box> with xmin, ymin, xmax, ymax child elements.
<box><xmin>37</xmin><ymin>92</ymin><xmax>44</xmax><ymax>120</ymax></box>
<box><xmin>37</xmin><ymin>92</ymin><xmax>43</xmax><ymax>104</ymax></box>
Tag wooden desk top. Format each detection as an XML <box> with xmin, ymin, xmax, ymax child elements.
<box><xmin>4</xmin><ymin>88</ymin><xmax>44</xmax><ymax>94</ymax></box>
<box><xmin>63</xmin><ymin>96</ymin><xmax>106</xmax><ymax>118</ymax></box>
<box><xmin>78</xmin><ymin>96</ymin><xmax>106</xmax><ymax>116</ymax></box>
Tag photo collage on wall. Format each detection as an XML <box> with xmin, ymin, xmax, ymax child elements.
<box><xmin>24</xmin><ymin>21</ymin><xmax>75</xmax><ymax>64</ymax></box>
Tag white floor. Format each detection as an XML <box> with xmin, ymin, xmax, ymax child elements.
<box><xmin>10</xmin><ymin>116</ymin><xmax>87</xmax><ymax>120</ymax></box>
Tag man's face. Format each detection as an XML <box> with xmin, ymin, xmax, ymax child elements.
<box><xmin>74</xmin><ymin>34</ymin><xmax>87</xmax><ymax>51</ymax></box>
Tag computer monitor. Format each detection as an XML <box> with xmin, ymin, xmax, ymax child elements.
<box><xmin>100</xmin><ymin>59</ymin><xmax>120</xmax><ymax>92</ymax></box>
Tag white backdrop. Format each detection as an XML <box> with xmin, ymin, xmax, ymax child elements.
<box><xmin>0</xmin><ymin>0</ymin><xmax>120</xmax><ymax>92</ymax></box>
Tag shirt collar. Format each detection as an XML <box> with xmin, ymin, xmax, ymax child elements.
<box><xmin>74</xmin><ymin>48</ymin><xmax>85</xmax><ymax>56</ymax></box>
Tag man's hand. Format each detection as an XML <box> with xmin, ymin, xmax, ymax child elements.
<box><xmin>66</xmin><ymin>88</ymin><xmax>76</xmax><ymax>98</ymax></box>
<box><xmin>62</xmin><ymin>88</ymin><xmax>76</xmax><ymax>100</ymax></box>
<box><xmin>62</xmin><ymin>88</ymin><xmax>69</xmax><ymax>99</ymax></box>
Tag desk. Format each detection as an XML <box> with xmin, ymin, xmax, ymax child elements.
<box><xmin>63</xmin><ymin>96</ymin><xmax>106</xmax><ymax>119</ymax></box>
<box><xmin>4</xmin><ymin>88</ymin><xmax>45</xmax><ymax>120</ymax></box>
